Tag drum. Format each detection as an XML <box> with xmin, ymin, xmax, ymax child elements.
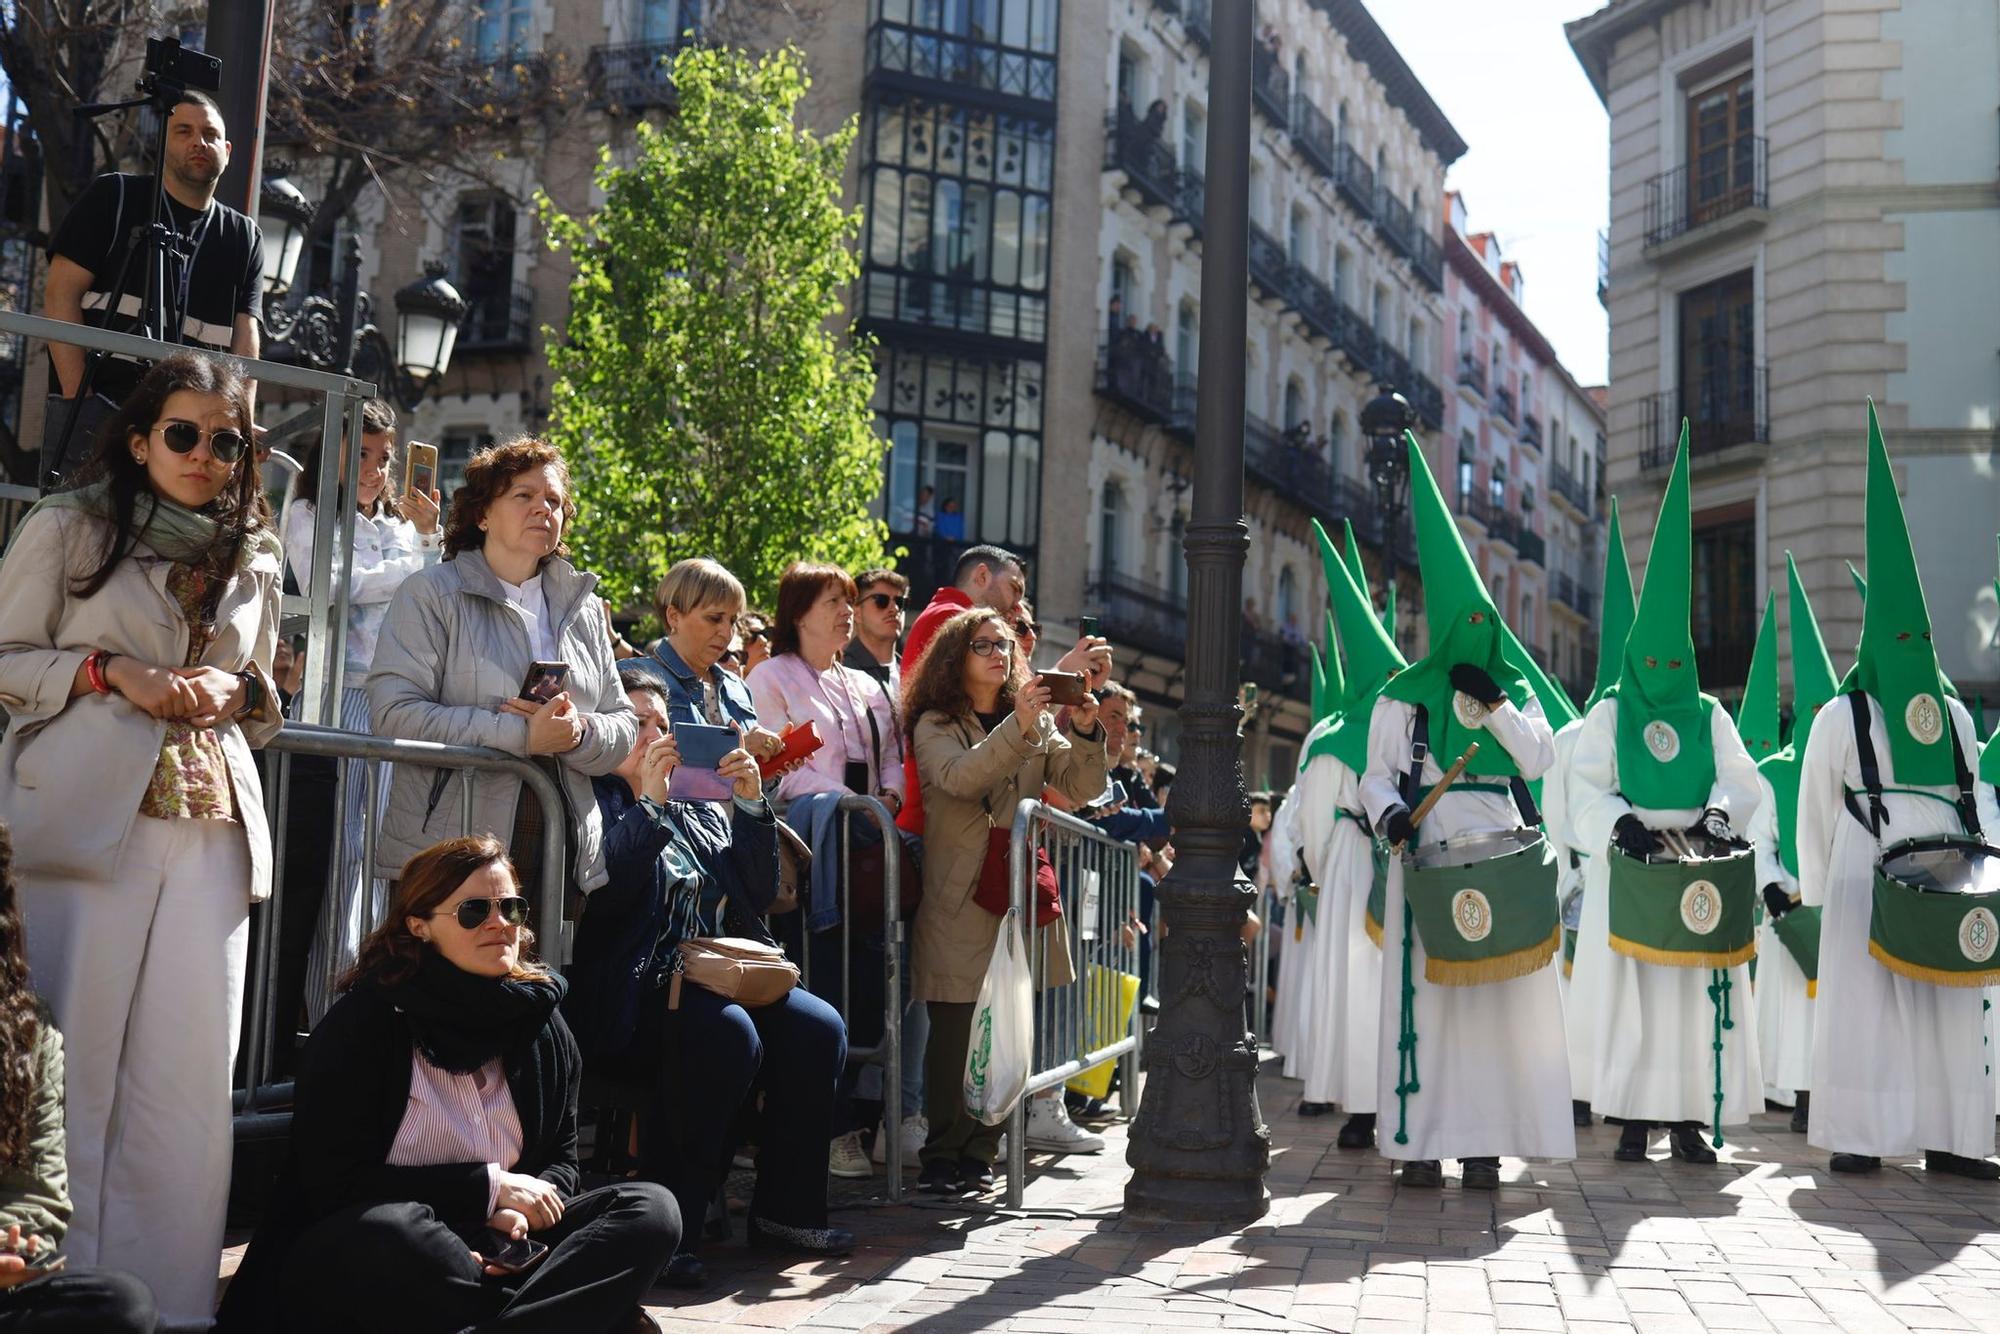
<box><xmin>1606</xmin><ymin>830</ymin><xmax>1756</xmax><ymax>969</ymax></box>
<box><xmin>1402</xmin><ymin>828</ymin><xmax>1559</xmax><ymax>986</ymax></box>
<box><xmin>1868</xmin><ymin>836</ymin><xmax>2000</xmax><ymax>988</ymax></box>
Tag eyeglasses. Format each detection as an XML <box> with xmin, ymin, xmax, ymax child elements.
<box><xmin>969</xmin><ymin>637</ymin><xmax>1013</xmax><ymax>658</ymax></box>
<box><xmin>864</xmin><ymin>593</ymin><xmax>910</xmax><ymax>611</ymax></box>
<box><xmin>154</xmin><ymin>419</ymin><xmax>249</xmax><ymax>464</ymax></box>
<box><xmin>1012</xmin><ymin>619</ymin><xmax>1041</xmax><ymax>638</ymax></box>
<box><xmin>429</xmin><ymin>896</ymin><xmax>530</xmax><ymax>930</ymax></box>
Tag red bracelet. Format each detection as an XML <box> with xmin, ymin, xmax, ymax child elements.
<box><xmin>83</xmin><ymin>650</ymin><xmax>114</xmax><ymax>696</ymax></box>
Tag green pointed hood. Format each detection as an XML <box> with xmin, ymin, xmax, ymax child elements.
<box><xmin>1608</xmin><ymin>423</ymin><xmax>1719</xmax><ymax>807</ymax></box>
<box><xmin>1310</xmin><ymin>643</ymin><xmax>1331</xmax><ymax>723</ymax></box>
<box><xmin>1587</xmin><ymin>496</ymin><xmax>1635</xmax><ymax>710</ymax></box>
<box><xmin>1344</xmin><ymin>518</ymin><xmax>1396</xmax><ymax>641</ymax></box>
<box><xmin>1506</xmin><ymin>624</ymin><xmax>1579</xmax><ymax>731</ymax></box>
<box><xmin>1306</xmin><ymin>520</ymin><xmax>1408</xmax><ymax>775</ymax></box>
<box><xmin>1378</xmin><ymin>433</ymin><xmax>1539</xmax><ymax>776</ymax></box>
<box><xmin>1340</xmin><ymin>519</ymin><xmax>1367</xmax><ymax>601</ymax></box>
<box><xmin>1848</xmin><ymin>561</ymin><xmax>1867</xmax><ymax>603</ymax></box>
<box><xmin>1839</xmin><ymin>401</ymin><xmax>1955</xmax><ymax>783</ymax></box>
<box><xmin>1310</xmin><ymin>524</ymin><xmax>1351</xmax><ymax>727</ymax></box>
<box><xmin>1739</xmin><ymin>589</ymin><xmax>1782</xmax><ymax>761</ymax></box>
<box><xmin>1383</xmin><ymin>581</ymin><xmax>1398</xmax><ymax>642</ymax></box>
<box><xmin>1785</xmin><ymin>551</ymin><xmax>1842</xmax><ymax>724</ymax></box>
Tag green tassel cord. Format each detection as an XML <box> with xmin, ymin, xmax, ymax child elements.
<box><xmin>1394</xmin><ymin>900</ymin><xmax>1420</xmax><ymax>1146</ymax></box>
<box><xmin>1706</xmin><ymin>968</ymin><xmax>1735</xmax><ymax>1149</ymax></box>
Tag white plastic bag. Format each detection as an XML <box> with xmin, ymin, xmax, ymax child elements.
<box><xmin>963</xmin><ymin>910</ymin><xmax>1033</xmax><ymax>1125</ymax></box>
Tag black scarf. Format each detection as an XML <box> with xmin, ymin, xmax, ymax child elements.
<box><xmin>377</xmin><ymin>952</ymin><xmax>566</xmax><ymax>1075</ymax></box>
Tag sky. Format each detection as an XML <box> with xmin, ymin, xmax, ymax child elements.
<box><xmin>1365</xmin><ymin>0</ymin><xmax>1611</xmax><ymax>386</ymax></box>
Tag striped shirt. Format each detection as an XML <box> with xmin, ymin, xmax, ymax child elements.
<box><xmin>386</xmin><ymin>1052</ymin><xmax>524</xmax><ymax>1217</ymax></box>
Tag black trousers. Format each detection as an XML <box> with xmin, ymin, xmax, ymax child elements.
<box><xmin>921</xmin><ymin>1000</ymin><xmax>1003</xmax><ymax>1169</ymax></box>
<box><xmin>277</xmin><ymin>1182</ymin><xmax>678</xmax><ymax>1334</ymax></box>
<box><xmin>0</xmin><ymin>1266</ymin><xmax>157</xmax><ymax>1332</ymax></box>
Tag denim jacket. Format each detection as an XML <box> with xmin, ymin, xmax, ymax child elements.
<box><xmin>625</xmin><ymin>637</ymin><xmax>760</xmax><ymax>732</ymax></box>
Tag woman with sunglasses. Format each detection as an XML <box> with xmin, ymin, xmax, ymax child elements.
<box><xmin>0</xmin><ymin>351</ymin><xmax>284</xmax><ymax>1325</ymax></box>
<box><xmin>901</xmin><ymin>609</ymin><xmax>1107</xmax><ymax>1196</ymax></box>
<box><xmin>218</xmin><ymin>836</ymin><xmax>677</xmax><ymax>1333</ymax></box>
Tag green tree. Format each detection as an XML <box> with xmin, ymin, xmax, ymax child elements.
<box><xmin>539</xmin><ymin>43</ymin><xmax>885</xmax><ymax>614</ymax></box>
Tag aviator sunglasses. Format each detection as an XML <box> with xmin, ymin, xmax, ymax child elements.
<box><xmin>154</xmin><ymin>418</ymin><xmax>250</xmax><ymax>464</ymax></box>
<box><xmin>428</xmin><ymin>895</ymin><xmax>531</xmax><ymax>930</ymax></box>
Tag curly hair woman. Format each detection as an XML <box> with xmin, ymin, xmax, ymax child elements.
<box><xmin>0</xmin><ymin>350</ymin><xmax>283</xmax><ymax>1325</ymax></box>
<box><xmin>218</xmin><ymin>835</ymin><xmax>677</xmax><ymax>1333</ymax></box>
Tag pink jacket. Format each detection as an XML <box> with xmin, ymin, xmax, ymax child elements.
<box><xmin>746</xmin><ymin>651</ymin><xmax>906</xmax><ymax>806</ymax></box>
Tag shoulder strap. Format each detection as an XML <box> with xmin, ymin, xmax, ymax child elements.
<box><xmin>1947</xmin><ymin>710</ymin><xmax>1982</xmax><ymax>838</ymax></box>
<box><xmin>1508</xmin><ymin>776</ymin><xmax>1542</xmax><ymax>828</ymax></box>
<box><xmin>1400</xmin><ymin>705</ymin><xmax>1429</xmax><ymax>809</ymax></box>
<box><xmin>1843</xmin><ymin>691</ymin><xmax>1887</xmax><ymax>837</ymax></box>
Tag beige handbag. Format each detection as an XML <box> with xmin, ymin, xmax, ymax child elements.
<box><xmin>668</xmin><ymin>898</ymin><xmax>800</xmax><ymax>1010</ymax></box>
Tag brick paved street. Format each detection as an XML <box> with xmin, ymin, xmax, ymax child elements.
<box><xmin>632</xmin><ymin>1055</ymin><xmax>2000</xmax><ymax>1333</ymax></box>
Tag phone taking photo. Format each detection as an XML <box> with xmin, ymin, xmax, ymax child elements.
<box><xmin>518</xmin><ymin>661</ymin><xmax>570</xmax><ymax>703</ymax></box>
<box><xmin>1078</xmin><ymin>614</ymin><xmax>1101</xmax><ymax>638</ymax></box>
<box><xmin>668</xmin><ymin>721</ymin><xmax>740</xmax><ymax>801</ymax></box>
<box><xmin>404</xmin><ymin>440</ymin><xmax>439</xmax><ymax>498</ymax></box>
<box><xmin>1040</xmin><ymin>670</ymin><xmax>1089</xmax><ymax>707</ymax></box>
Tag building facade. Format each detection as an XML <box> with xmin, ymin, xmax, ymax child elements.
<box><xmin>1568</xmin><ymin>0</ymin><xmax>2000</xmax><ymax>702</ymax></box>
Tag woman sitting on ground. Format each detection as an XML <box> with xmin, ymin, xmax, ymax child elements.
<box><xmin>569</xmin><ymin>673</ymin><xmax>850</xmax><ymax>1290</ymax></box>
<box><xmin>217</xmin><ymin>836</ymin><xmax>678</xmax><ymax>1334</ymax></box>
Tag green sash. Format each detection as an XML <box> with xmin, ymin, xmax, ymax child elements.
<box><xmin>1401</xmin><ymin>830</ymin><xmax>1560</xmax><ymax>986</ymax></box>
<box><xmin>1364</xmin><ymin>839</ymin><xmax>1388</xmax><ymax>948</ymax></box>
<box><xmin>1563</xmin><ymin>926</ymin><xmax>1578</xmax><ymax>978</ymax></box>
<box><xmin>1607</xmin><ymin>845</ymin><xmax>1758</xmax><ymax>969</ymax></box>
<box><xmin>1770</xmin><ymin>906</ymin><xmax>1822</xmax><ymax>994</ymax></box>
<box><xmin>1868</xmin><ymin>837</ymin><xmax>2000</xmax><ymax>987</ymax></box>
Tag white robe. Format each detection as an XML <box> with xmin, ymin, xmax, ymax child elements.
<box><xmin>1750</xmin><ymin>771</ymin><xmax>1815</xmax><ymax>1095</ymax></box>
<box><xmin>1295</xmin><ymin>751</ymin><xmax>1379</xmax><ymax>1111</ymax></box>
<box><xmin>1803</xmin><ymin>693</ymin><xmax>1994</xmax><ymax>1159</ymax></box>
<box><xmin>1544</xmin><ymin>720</ymin><xmax>1594</xmax><ymax>1102</ymax></box>
<box><xmin>1361</xmin><ymin>694</ymin><xmax>1574</xmax><ymax>1162</ymax></box>
<box><xmin>1982</xmin><ymin>781</ymin><xmax>2000</xmax><ymax>1117</ymax></box>
<box><xmin>1569</xmin><ymin>697</ymin><xmax>1764</xmax><ymax>1128</ymax></box>
<box><xmin>1265</xmin><ymin>784</ymin><xmax>1310</xmax><ymax>1071</ymax></box>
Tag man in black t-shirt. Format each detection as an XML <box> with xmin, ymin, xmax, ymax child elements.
<box><xmin>39</xmin><ymin>91</ymin><xmax>264</xmax><ymax>476</ymax></box>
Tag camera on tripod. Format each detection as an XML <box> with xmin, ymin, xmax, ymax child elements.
<box><xmin>138</xmin><ymin>36</ymin><xmax>222</xmax><ymax>104</ymax></box>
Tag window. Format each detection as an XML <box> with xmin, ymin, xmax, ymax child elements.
<box><xmin>1456</xmin><ymin>308</ymin><xmax>1470</xmax><ymax>352</ymax></box>
<box><xmin>1519</xmin><ymin>371</ymin><xmax>1531</xmax><ymax>413</ymax></box>
<box><xmin>1277</xmin><ymin>564</ymin><xmax>1298</xmax><ymax>626</ymax></box>
<box><xmin>1336</xmin><ymin>101</ymin><xmax>1349</xmax><ymax>147</ymax></box>
<box><xmin>877</xmin><ymin>346</ymin><xmax>1044</xmax><ymax>554</ymax></box>
<box><xmin>1282</xmin><ymin>379</ymin><xmax>1307</xmax><ymax>433</ymax></box>
<box><xmin>1116</xmin><ymin>46</ymin><xmax>1142</xmax><ymax>115</ymax></box>
<box><xmin>1099</xmin><ymin>481</ymin><xmax>1125</xmax><ymax>580</ymax></box>
<box><xmin>634</xmin><ymin>0</ymin><xmax>695</xmax><ymax>42</ymax></box>
<box><xmin>1175</xmin><ymin>300</ymin><xmax>1197</xmax><ymax>376</ymax></box>
<box><xmin>1110</xmin><ymin>253</ymin><xmax>1136</xmax><ymax>322</ymax></box>
<box><xmin>469</xmin><ymin>0</ymin><xmax>532</xmax><ymax>59</ymax></box>
<box><xmin>1457</xmin><ymin>433</ymin><xmax>1475</xmax><ymax>509</ymax></box>
<box><xmin>1166</xmin><ymin>510</ymin><xmax>1187</xmax><ymax>603</ymax></box>
<box><xmin>1489</xmin><ymin>460</ymin><xmax>1506</xmax><ymax>508</ymax></box>
<box><xmin>1333</xmin><ymin>248</ymin><xmax>1350</xmax><ymax>304</ymax></box>
<box><xmin>1373</xmin><ymin>146</ymin><xmax>1388</xmax><ymax>194</ymax></box>
<box><xmin>452</xmin><ymin>195</ymin><xmax>519</xmax><ymax>343</ymax></box>
<box><xmin>1407</xmin><ymin>317</ymin><xmax>1424</xmax><ymax>374</ymax></box>
<box><xmin>1328</xmin><ymin>411</ymin><xmax>1347</xmax><ymax>469</ymax></box>
<box><xmin>862</xmin><ymin>100</ymin><xmax>1055</xmax><ymax>343</ymax></box>
<box><xmin>1371</xmin><ymin>284</ymin><xmax>1388</xmax><ymax>335</ymax></box>
<box><xmin>438</xmin><ymin>428</ymin><xmax>496</xmax><ymax>498</ymax></box>
<box><xmin>1519</xmin><ymin>594</ymin><xmax>1534</xmax><ymax>645</ymax></box>
<box><xmin>1687</xmin><ymin>71</ymin><xmax>1757</xmax><ymax>227</ymax></box>
<box><xmin>1692</xmin><ymin>503</ymin><xmax>1758</xmax><ymax>687</ymax></box>
<box><xmin>1677</xmin><ymin>269</ymin><xmax>1756</xmax><ymax>437</ymax></box>
<box><xmin>1181</xmin><ymin>102</ymin><xmax>1205</xmax><ymax>171</ymax></box>
<box><xmin>1288</xmin><ymin>203</ymin><xmax>1309</xmax><ymax>264</ymax></box>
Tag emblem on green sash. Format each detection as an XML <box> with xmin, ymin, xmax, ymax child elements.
<box><xmin>1607</xmin><ymin>846</ymin><xmax>1757</xmax><ymax>968</ymax></box>
<box><xmin>1868</xmin><ymin>837</ymin><xmax>2000</xmax><ymax>987</ymax></box>
<box><xmin>1401</xmin><ymin>830</ymin><xmax>1560</xmax><ymax>986</ymax></box>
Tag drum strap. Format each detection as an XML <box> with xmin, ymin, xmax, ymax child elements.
<box><xmin>1404</xmin><ymin>706</ymin><xmax>1541</xmax><ymax>827</ymax></box>
<box><xmin>1844</xmin><ymin>691</ymin><xmax>1982</xmax><ymax>838</ymax></box>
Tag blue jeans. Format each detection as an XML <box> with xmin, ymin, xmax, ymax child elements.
<box><xmin>636</xmin><ymin>983</ymin><xmax>846</xmax><ymax>1239</ymax></box>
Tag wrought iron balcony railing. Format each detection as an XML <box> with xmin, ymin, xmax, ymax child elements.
<box><xmin>1292</xmin><ymin>266</ymin><xmax>1341</xmax><ymax>343</ymax></box>
<box><xmin>1291</xmin><ymin>97</ymin><xmax>1337</xmax><ymax>178</ymax></box>
<box><xmin>1519</xmin><ymin>412</ymin><xmax>1542</xmax><ymax>450</ymax></box>
<box><xmin>586</xmin><ymin>36</ymin><xmax>699</xmax><ymax>111</ymax></box>
<box><xmin>1333</xmin><ymin>302</ymin><xmax>1377</xmax><ymax>373</ymax></box>
<box><xmin>1333</xmin><ymin>143</ymin><xmax>1374</xmax><ymax>218</ymax></box>
<box><xmin>1492</xmin><ymin>383</ymin><xmax>1518</xmax><ymax>426</ymax></box>
<box><xmin>1247</xmin><ymin>223</ymin><xmax>1292</xmax><ymax>303</ymax></box>
<box><xmin>1456</xmin><ymin>351</ymin><xmax>1487</xmax><ymax>395</ymax></box>
<box><xmin>1375</xmin><ymin>190</ymin><xmax>1415</xmax><ymax>259</ymax></box>
<box><xmin>1550</xmin><ymin>462</ymin><xmax>1593</xmax><ymax>517</ymax></box>
<box><xmin>1412</xmin><ymin>373</ymin><xmax>1444</xmax><ymax>430</ymax></box>
<box><xmin>1104</xmin><ymin>110</ymin><xmax>1178</xmax><ymax>212</ymax></box>
<box><xmin>459</xmin><ymin>280</ymin><xmax>535</xmax><ymax>351</ymax></box>
<box><xmin>1094</xmin><ymin>334</ymin><xmax>1176</xmax><ymax>425</ymax></box>
<box><xmin>1642</xmin><ymin>364</ymin><xmax>1770</xmax><ymax>467</ymax></box>
<box><xmin>864</xmin><ymin>19</ymin><xmax>1056</xmax><ymax>105</ymax></box>
<box><xmin>1090</xmin><ymin>572</ymin><xmax>1189</xmax><ymax>662</ymax></box>
<box><xmin>1251</xmin><ymin>42</ymin><xmax>1290</xmax><ymax>129</ymax></box>
<box><xmin>1643</xmin><ymin>135</ymin><xmax>1768</xmax><ymax>248</ymax></box>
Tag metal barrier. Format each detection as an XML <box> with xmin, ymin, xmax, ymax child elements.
<box><xmin>1253</xmin><ymin>880</ymin><xmax>1276</xmax><ymax>1049</ymax></box>
<box><xmin>235</xmin><ymin>723</ymin><xmax>569</xmax><ymax>1131</ymax></box>
<box><xmin>1004</xmin><ymin>799</ymin><xmax>1145</xmax><ymax>1209</ymax></box>
<box><xmin>776</xmin><ymin>792</ymin><xmax>906</xmax><ymax>1200</ymax></box>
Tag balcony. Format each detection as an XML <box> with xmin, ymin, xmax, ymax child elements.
<box><xmin>1165</xmin><ymin>372</ymin><xmax>1198</xmax><ymax>442</ymax></box>
<box><xmin>1549</xmin><ymin>462</ymin><xmax>1593</xmax><ymax>518</ymax></box>
<box><xmin>1251</xmin><ymin>42</ymin><xmax>1290</xmax><ymax>129</ymax></box>
<box><xmin>1105</xmin><ymin>109</ymin><xmax>1179</xmax><ymax>212</ymax></box>
<box><xmin>1597</xmin><ymin>228</ymin><xmax>1610</xmax><ymax>305</ymax></box>
<box><xmin>1333</xmin><ymin>302</ymin><xmax>1377</xmax><ymax>374</ymax></box>
<box><xmin>1095</xmin><ymin>334</ymin><xmax>1176</xmax><ymax>425</ymax></box>
<box><xmin>1342</xmin><ymin>477</ymin><xmax>1420</xmax><ymax>569</ymax></box>
<box><xmin>1492</xmin><ymin>383</ymin><xmax>1518</xmax><ymax>427</ymax></box>
<box><xmin>1244</xmin><ymin>414</ymin><xmax>1338</xmax><ymax>519</ymax></box>
<box><xmin>1333</xmin><ymin>143</ymin><xmax>1374</xmax><ymax>218</ymax></box>
<box><xmin>1643</xmin><ymin>136</ymin><xmax>1769</xmax><ymax>251</ymax></box>
<box><xmin>1411</xmin><ymin>373</ymin><xmax>1444</xmax><ymax>431</ymax></box>
<box><xmin>1292</xmin><ymin>266</ymin><xmax>1342</xmax><ymax>343</ymax></box>
<box><xmin>451</xmin><ymin>52</ymin><xmax>551</xmax><ymax>108</ymax></box>
<box><xmin>1456</xmin><ymin>351</ymin><xmax>1487</xmax><ymax>396</ymax></box>
<box><xmin>1091</xmin><ymin>572</ymin><xmax>1189</xmax><ymax>662</ymax></box>
<box><xmin>1487</xmin><ymin>505</ymin><xmax>1520</xmax><ymax>550</ymax></box>
<box><xmin>1642</xmin><ymin>364</ymin><xmax>1770</xmax><ymax>468</ymax></box>
<box><xmin>1177</xmin><ymin>167</ymin><xmax>1206</xmax><ymax>238</ymax></box>
<box><xmin>1291</xmin><ymin>98</ymin><xmax>1337</xmax><ymax>179</ymax></box>
<box><xmin>1185</xmin><ymin>0</ymin><xmax>1211</xmax><ymax>50</ymax></box>
<box><xmin>586</xmin><ymin>36</ymin><xmax>698</xmax><ymax>111</ymax></box>
<box><xmin>1550</xmin><ymin>571</ymin><xmax>1595</xmax><ymax>619</ymax></box>
<box><xmin>864</xmin><ymin>19</ymin><xmax>1057</xmax><ymax>107</ymax></box>
<box><xmin>1375</xmin><ymin>190</ymin><xmax>1415</xmax><ymax>260</ymax></box>
<box><xmin>1412</xmin><ymin>231</ymin><xmax>1443</xmax><ymax>292</ymax></box>
<box><xmin>1375</xmin><ymin>342</ymin><xmax>1412</xmax><ymax>393</ymax></box>
<box><xmin>1516</xmin><ymin>529</ymin><xmax>1545</xmax><ymax>566</ymax></box>
<box><xmin>1242</xmin><ymin>629</ymin><xmax>1311</xmax><ymax>701</ymax></box>
<box><xmin>459</xmin><ymin>280</ymin><xmax>535</xmax><ymax>351</ymax></box>
<box><xmin>1248</xmin><ymin>223</ymin><xmax>1292</xmax><ymax>303</ymax></box>
<box><xmin>1519</xmin><ymin>413</ymin><xmax>1542</xmax><ymax>450</ymax></box>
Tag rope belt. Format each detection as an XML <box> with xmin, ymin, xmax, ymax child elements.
<box><xmin>1394</xmin><ymin>899</ymin><xmax>1419</xmax><ymax>1145</ymax></box>
<box><xmin>1705</xmin><ymin>968</ymin><xmax>1735</xmax><ymax>1148</ymax></box>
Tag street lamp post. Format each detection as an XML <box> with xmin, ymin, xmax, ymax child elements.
<box><xmin>1362</xmin><ymin>385</ymin><xmax>1416</xmax><ymax>616</ymax></box>
<box><xmin>1126</xmin><ymin>0</ymin><xmax>1270</xmax><ymax>1226</ymax></box>
<box><xmin>257</xmin><ymin>170</ymin><xmax>468</xmax><ymax>410</ymax></box>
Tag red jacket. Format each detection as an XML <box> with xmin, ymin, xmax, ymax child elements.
<box><xmin>896</xmin><ymin>585</ymin><xmax>974</xmax><ymax>834</ymax></box>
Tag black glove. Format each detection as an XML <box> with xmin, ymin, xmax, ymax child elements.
<box><xmin>1383</xmin><ymin>806</ymin><xmax>1415</xmax><ymax>847</ymax></box>
<box><xmin>1693</xmin><ymin>805</ymin><xmax>1748</xmax><ymax>849</ymax></box>
<box><xmin>1449</xmin><ymin>662</ymin><xmax>1506</xmax><ymax>706</ymax></box>
<box><xmin>1613</xmin><ymin>814</ymin><xmax>1663</xmax><ymax>858</ymax></box>
<box><xmin>1762</xmin><ymin>883</ymin><xmax>1794</xmax><ymax>920</ymax></box>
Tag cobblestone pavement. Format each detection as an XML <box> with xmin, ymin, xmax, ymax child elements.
<box><xmin>638</xmin><ymin>1057</ymin><xmax>2000</xmax><ymax>1333</ymax></box>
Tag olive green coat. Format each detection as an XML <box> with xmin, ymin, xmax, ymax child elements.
<box><xmin>0</xmin><ymin>1007</ymin><xmax>70</xmax><ymax>1246</ymax></box>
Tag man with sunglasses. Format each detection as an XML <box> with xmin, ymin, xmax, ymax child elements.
<box><xmin>844</xmin><ymin>568</ymin><xmax>909</xmax><ymax>696</ymax></box>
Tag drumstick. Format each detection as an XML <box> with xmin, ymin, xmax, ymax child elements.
<box><xmin>1391</xmin><ymin>741</ymin><xmax>1481</xmax><ymax>853</ymax></box>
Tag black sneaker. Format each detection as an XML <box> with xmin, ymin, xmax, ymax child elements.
<box><xmin>1614</xmin><ymin>1121</ymin><xmax>1650</xmax><ymax>1162</ymax></box>
<box><xmin>1830</xmin><ymin>1152</ymin><xmax>1881</xmax><ymax>1174</ymax></box>
<box><xmin>1789</xmin><ymin>1092</ymin><xmax>1809</xmax><ymax>1135</ymax></box>
<box><xmin>958</xmin><ymin>1157</ymin><xmax>997</xmax><ymax>1191</ymax></box>
<box><xmin>1400</xmin><ymin>1159</ymin><xmax>1442</xmax><ymax>1187</ymax></box>
<box><xmin>1925</xmin><ymin>1150</ymin><xmax>2000</xmax><ymax>1180</ymax></box>
<box><xmin>1460</xmin><ymin>1157</ymin><xmax>1500</xmax><ymax>1190</ymax></box>
<box><xmin>917</xmin><ymin>1159</ymin><xmax>963</xmax><ymax>1195</ymax></box>
<box><xmin>1336</xmin><ymin>1113</ymin><xmax>1376</xmax><ymax>1149</ymax></box>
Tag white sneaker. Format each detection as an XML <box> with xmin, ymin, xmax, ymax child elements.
<box><xmin>829</xmin><ymin>1129</ymin><xmax>873</xmax><ymax>1179</ymax></box>
<box><xmin>1024</xmin><ymin>1094</ymin><xmax>1105</xmax><ymax>1154</ymax></box>
<box><xmin>871</xmin><ymin>1114</ymin><xmax>928</xmax><ymax>1166</ymax></box>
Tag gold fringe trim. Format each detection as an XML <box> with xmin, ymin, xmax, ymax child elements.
<box><xmin>1563</xmin><ymin>958</ymin><xmax>1574</xmax><ymax>979</ymax></box>
<box><xmin>1806</xmin><ymin>980</ymin><xmax>1817</xmax><ymax>999</ymax></box>
<box><xmin>1866</xmin><ymin>939</ymin><xmax>2000</xmax><ymax>989</ymax></box>
<box><xmin>1365</xmin><ymin>911</ymin><xmax>1384</xmax><ymax>949</ymax></box>
<box><xmin>1424</xmin><ymin>928</ymin><xmax>1560</xmax><ymax>987</ymax></box>
<box><xmin>1608</xmin><ymin>933</ymin><xmax>1757</xmax><ymax>971</ymax></box>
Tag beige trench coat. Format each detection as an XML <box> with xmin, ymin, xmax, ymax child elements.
<box><xmin>909</xmin><ymin>708</ymin><xmax>1109</xmax><ymax>1004</ymax></box>
<box><xmin>0</xmin><ymin>507</ymin><xmax>283</xmax><ymax>897</ymax></box>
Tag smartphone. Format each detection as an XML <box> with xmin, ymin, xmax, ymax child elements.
<box><xmin>1079</xmin><ymin>615</ymin><xmax>1101</xmax><ymax>638</ymax></box>
<box><xmin>404</xmin><ymin>440</ymin><xmax>439</xmax><ymax>498</ymax></box>
<box><xmin>518</xmin><ymin>660</ymin><xmax>570</xmax><ymax>703</ymax></box>
<box><xmin>476</xmin><ymin>1229</ymin><xmax>548</xmax><ymax>1275</ymax></box>
<box><xmin>1041</xmin><ymin>670</ymin><xmax>1089</xmax><ymax>707</ymax></box>
<box><xmin>668</xmin><ymin>721</ymin><xmax>741</xmax><ymax>801</ymax></box>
